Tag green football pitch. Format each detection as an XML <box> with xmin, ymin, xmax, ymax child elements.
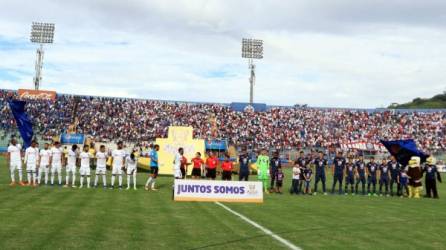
<box><xmin>0</xmin><ymin>156</ymin><xmax>445</xmax><ymax>250</ymax></box>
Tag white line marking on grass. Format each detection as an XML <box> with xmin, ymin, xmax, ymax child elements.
<box><xmin>215</xmin><ymin>202</ymin><xmax>301</xmax><ymax>250</ymax></box>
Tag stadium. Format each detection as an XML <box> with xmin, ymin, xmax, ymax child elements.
<box><xmin>1</xmin><ymin>1</ymin><xmax>446</xmax><ymax>250</ymax></box>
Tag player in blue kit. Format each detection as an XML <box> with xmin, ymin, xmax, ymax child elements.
<box><xmin>355</xmin><ymin>155</ymin><xmax>367</xmax><ymax>195</ymax></box>
<box><xmin>344</xmin><ymin>157</ymin><xmax>355</xmax><ymax>195</ymax></box>
<box><xmin>145</xmin><ymin>144</ymin><xmax>160</xmax><ymax>191</ymax></box>
<box><xmin>367</xmin><ymin>157</ymin><xmax>378</xmax><ymax>196</ymax></box>
<box><xmin>313</xmin><ymin>151</ymin><xmax>327</xmax><ymax>195</ymax></box>
<box><xmin>388</xmin><ymin>156</ymin><xmax>401</xmax><ymax>196</ymax></box>
<box><xmin>296</xmin><ymin>151</ymin><xmax>308</xmax><ymax>194</ymax></box>
<box><xmin>331</xmin><ymin>151</ymin><xmax>346</xmax><ymax>194</ymax></box>
<box><xmin>379</xmin><ymin>159</ymin><xmax>390</xmax><ymax>196</ymax></box>
<box><xmin>269</xmin><ymin>151</ymin><xmax>281</xmax><ymax>192</ymax></box>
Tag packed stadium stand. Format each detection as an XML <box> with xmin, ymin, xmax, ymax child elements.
<box><xmin>1</xmin><ymin>89</ymin><xmax>445</xmax><ymax>155</ymax></box>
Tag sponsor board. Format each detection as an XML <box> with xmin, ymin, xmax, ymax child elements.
<box><xmin>174</xmin><ymin>179</ymin><xmax>263</xmax><ymax>203</ymax></box>
<box><xmin>60</xmin><ymin>133</ymin><xmax>85</xmax><ymax>144</ymax></box>
<box><xmin>18</xmin><ymin>89</ymin><xmax>56</xmax><ymax>101</ymax></box>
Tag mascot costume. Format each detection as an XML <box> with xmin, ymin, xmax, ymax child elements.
<box><xmin>407</xmin><ymin>156</ymin><xmax>422</xmax><ymax>198</ymax></box>
<box><xmin>423</xmin><ymin>156</ymin><xmax>442</xmax><ymax>198</ymax></box>
<box><xmin>256</xmin><ymin>150</ymin><xmax>270</xmax><ymax>194</ymax></box>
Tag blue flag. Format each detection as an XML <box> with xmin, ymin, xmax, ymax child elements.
<box><xmin>8</xmin><ymin>100</ymin><xmax>34</xmax><ymax>148</ymax></box>
<box><xmin>380</xmin><ymin>139</ymin><xmax>429</xmax><ymax>166</ymax></box>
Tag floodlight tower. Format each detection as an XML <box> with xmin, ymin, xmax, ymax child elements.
<box><xmin>30</xmin><ymin>22</ymin><xmax>55</xmax><ymax>90</ymax></box>
<box><xmin>242</xmin><ymin>38</ymin><xmax>263</xmax><ymax>105</ymax></box>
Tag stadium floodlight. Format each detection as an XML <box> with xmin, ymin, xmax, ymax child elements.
<box><xmin>30</xmin><ymin>22</ymin><xmax>55</xmax><ymax>90</ymax></box>
<box><xmin>242</xmin><ymin>38</ymin><xmax>263</xmax><ymax>105</ymax></box>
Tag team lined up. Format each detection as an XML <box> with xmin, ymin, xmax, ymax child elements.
<box><xmin>6</xmin><ymin>139</ymin><xmax>442</xmax><ymax>198</ymax></box>
<box><xmin>7</xmin><ymin>139</ymin><xmax>147</xmax><ymax>190</ymax></box>
<box><xmin>257</xmin><ymin>150</ymin><xmax>442</xmax><ymax>198</ymax></box>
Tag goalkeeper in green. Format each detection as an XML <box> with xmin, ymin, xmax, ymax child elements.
<box><xmin>256</xmin><ymin>150</ymin><xmax>270</xmax><ymax>194</ymax></box>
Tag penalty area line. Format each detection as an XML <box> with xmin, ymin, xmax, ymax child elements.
<box><xmin>215</xmin><ymin>201</ymin><xmax>301</xmax><ymax>250</ymax></box>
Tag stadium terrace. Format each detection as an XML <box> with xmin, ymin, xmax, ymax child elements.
<box><xmin>1</xmin><ymin>89</ymin><xmax>445</xmax><ymax>154</ymax></box>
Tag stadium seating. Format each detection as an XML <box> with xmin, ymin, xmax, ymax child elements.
<box><xmin>1</xmin><ymin>89</ymin><xmax>445</xmax><ymax>155</ymax></box>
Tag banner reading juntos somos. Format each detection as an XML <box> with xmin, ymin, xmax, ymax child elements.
<box><xmin>139</xmin><ymin>126</ymin><xmax>205</xmax><ymax>175</ymax></box>
<box><xmin>174</xmin><ymin>179</ymin><xmax>264</xmax><ymax>203</ymax></box>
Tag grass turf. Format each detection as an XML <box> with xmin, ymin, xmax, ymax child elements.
<box><xmin>0</xmin><ymin>156</ymin><xmax>445</xmax><ymax>250</ymax></box>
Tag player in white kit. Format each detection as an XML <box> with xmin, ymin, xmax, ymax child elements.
<box><xmin>65</xmin><ymin>144</ymin><xmax>78</xmax><ymax>188</ymax></box>
<box><xmin>79</xmin><ymin>145</ymin><xmax>92</xmax><ymax>188</ymax></box>
<box><xmin>38</xmin><ymin>143</ymin><xmax>51</xmax><ymax>185</ymax></box>
<box><xmin>111</xmin><ymin>141</ymin><xmax>126</xmax><ymax>189</ymax></box>
<box><xmin>24</xmin><ymin>140</ymin><xmax>39</xmax><ymax>187</ymax></box>
<box><xmin>7</xmin><ymin>138</ymin><xmax>24</xmax><ymax>186</ymax></box>
<box><xmin>173</xmin><ymin>148</ymin><xmax>184</xmax><ymax>179</ymax></box>
<box><xmin>125</xmin><ymin>149</ymin><xmax>138</xmax><ymax>190</ymax></box>
<box><xmin>94</xmin><ymin>145</ymin><xmax>108</xmax><ymax>188</ymax></box>
<box><xmin>50</xmin><ymin>141</ymin><xmax>64</xmax><ymax>185</ymax></box>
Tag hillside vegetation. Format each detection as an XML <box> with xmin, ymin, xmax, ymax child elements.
<box><xmin>389</xmin><ymin>92</ymin><xmax>446</xmax><ymax>109</ymax></box>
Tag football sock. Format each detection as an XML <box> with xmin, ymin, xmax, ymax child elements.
<box><xmin>102</xmin><ymin>175</ymin><xmax>107</xmax><ymax>186</ymax></box>
<box><xmin>87</xmin><ymin>177</ymin><xmax>90</xmax><ymax>188</ymax></box>
<box><xmin>111</xmin><ymin>175</ymin><xmax>115</xmax><ymax>186</ymax></box>
<box><xmin>118</xmin><ymin>175</ymin><xmax>122</xmax><ymax>187</ymax></box>
<box><xmin>146</xmin><ymin>176</ymin><xmax>153</xmax><ymax>187</ymax></box>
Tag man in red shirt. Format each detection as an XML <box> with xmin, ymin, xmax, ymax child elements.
<box><xmin>191</xmin><ymin>152</ymin><xmax>204</xmax><ymax>179</ymax></box>
<box><xmin>205</xmin><ymin>152</ymin><xmax>219</xmax><ymax>180</ymax></box>
<box><xmin>221</xmin><ymin>154</ymin><xmax>233</xmax><ymax>181</ymax></box>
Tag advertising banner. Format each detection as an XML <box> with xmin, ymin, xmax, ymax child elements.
<box><xmin>205</xmin><ymin>139</ymin><xmax>228</xmax><ymax>151</ymax></box>
<box><xmin>174</xmin><ymin>179</ymin><xmax>263</xmax><ymax>203</ymax></box>
<box><xmin>18</xmin><ymin>89</ymin><xmax>56</xmax><ymax>101</ymax></box>
<box><xmin>60</xmin><ymin>133</ymin><xmax>85</xmax><ymax>145</ymax></box>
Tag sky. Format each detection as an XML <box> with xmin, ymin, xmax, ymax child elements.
<box><xmin>0</xmin><ymin>0</ymin><xmax>445</xmax><ymax>108</ymax></box>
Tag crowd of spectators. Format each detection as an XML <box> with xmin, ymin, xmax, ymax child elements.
<box><xmin>1</xmin><ymin>89</ymin><xmax>445</xmax><ymax>154</ymax></box>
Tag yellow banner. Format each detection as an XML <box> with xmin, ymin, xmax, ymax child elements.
<box><xmin>138</xmin><ymin>126</ymin><xmax>205</xmax><ymax>175</ymax></box>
